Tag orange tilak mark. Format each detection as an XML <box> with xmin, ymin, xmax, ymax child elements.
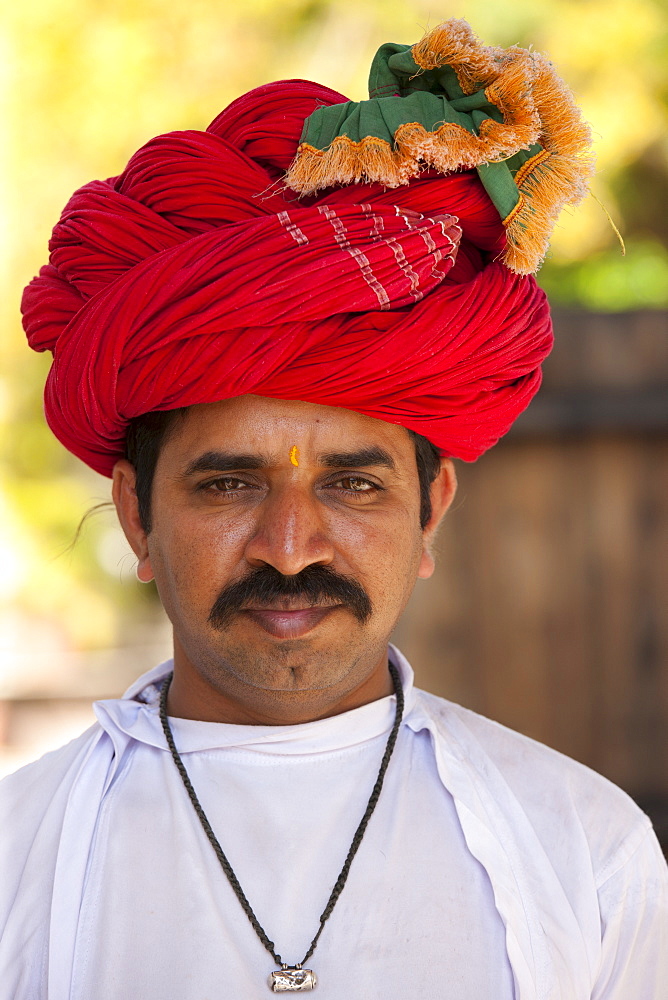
<box><xmin>289</xmin><ymin>446</ymin><xmax>299</xmax><ymax>467</ymax></box>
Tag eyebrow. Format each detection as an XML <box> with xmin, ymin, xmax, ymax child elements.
<box><xmin>182</xmin><ymin>452</ymin><xmax>269</xmax><ymax>477</ymax></box>
<box><xmin>319</xmin><ymin>447</ymin><xmax>396</xmax><ymax>471</ymax></box>
<box><xmin>180</xmin><ymin>445</ymin><xmax>396</xmax><ymax>478</ymax></box>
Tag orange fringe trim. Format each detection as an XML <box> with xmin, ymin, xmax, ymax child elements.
<box><xmin>512</xmin><ymin>149</ymin><xmax>551</xmax><ymax>190</ymax></box>
<box><xmin>288</xmin><ymin>135</ymin><xmax>408</xmax><ymax>191</ymax></box>
<box><xmin>503</xmin><ymin>193</ymin><xmax>526</xmax><ymax>229</ymax></box>
<box><xmin>504</xmin><ymin>152</ymin><xmax>592</xmax><ymax>274</ymax></box>
<box><xmin>503</xmin><ymin>56</ymin><xmax>594</xmax><ymax>273</ymax></box>
<box><xmin>284</xmin><ymin>18</ymin><xmax>595</xmax><ymax>273</ymax></box>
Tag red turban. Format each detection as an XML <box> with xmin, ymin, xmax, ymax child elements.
<box><xmin>23</xmin><ymin>77</ymin><xmax>553</xmax><ymax>476</ymax></box>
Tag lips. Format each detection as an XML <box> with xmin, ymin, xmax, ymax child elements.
<box><xmin>242</xmin><ymin>606</ymin><xmax>339</xmax><ymax>639</ymax></box>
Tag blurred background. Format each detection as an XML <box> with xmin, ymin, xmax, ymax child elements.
<box><xmin>1</xmin><ymin>1</ymin><xmax>667</xmax><ymax>843</ymax></box>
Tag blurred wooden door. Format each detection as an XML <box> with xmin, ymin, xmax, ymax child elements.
<box><xmin>393</xmin><ymin>309</ymin><xmax>668</xmax><ymax>847</ymax></box>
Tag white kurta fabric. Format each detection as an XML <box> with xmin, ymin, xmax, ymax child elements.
<box><xmin>1</xmin><ymin>647</ymin><xmax>666</xmax><ymax>1000</ymax></box>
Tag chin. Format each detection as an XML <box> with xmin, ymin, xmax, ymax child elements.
<box><xmin>207</xmin><ymin>637</ymin><xmax>364</xmax><ymax>694</ymax></box>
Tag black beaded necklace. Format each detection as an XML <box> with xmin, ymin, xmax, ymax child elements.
<box><xmin>159</xmin><ymin>662</ymin><xmax>404</xmax><ymax>993</ymax></box>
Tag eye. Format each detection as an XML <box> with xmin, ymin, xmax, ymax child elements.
<box><xmin>330</xmin><ymin>476</ymin><xmax>380</xmax><ymax>495</ymax></box>
<box><xmin>199</xmin><ymin>477</ymin><xmax>255</xmax><ymax>495</ymax></box>
<box><xmin>338</xmin><ymin>476</ymin><xmax>374</xmax><ymax>492</ymax></box>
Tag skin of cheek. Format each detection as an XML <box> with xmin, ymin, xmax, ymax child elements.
<box><xmin>145</xmin><ymin>483</ymin><xmax>424</xmax><ymax>700</ymax></box>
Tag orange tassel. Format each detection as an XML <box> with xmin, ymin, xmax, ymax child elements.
<box><xmin>284</xmin><ymin>18</ymin><xmax>594</xmax><ymax>273</ymax></box>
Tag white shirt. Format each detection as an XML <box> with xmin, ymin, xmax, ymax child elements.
<box><xmin>1</xmin><ymin>648</ymin><xmax>666</xmax><ymax>999</ymax></box>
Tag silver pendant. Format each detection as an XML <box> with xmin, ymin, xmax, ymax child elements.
<box><xmin>269</xmin><ymin>965</ymin><xmax>317</xmax><ymax>992</ymax></box>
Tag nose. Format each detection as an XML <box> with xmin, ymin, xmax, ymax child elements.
<box><xmin>243</xmin><ymin>483</ymin><xmax>335</xmax><ymax>576</ymax></box>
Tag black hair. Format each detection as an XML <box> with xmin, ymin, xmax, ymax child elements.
<box><xmin>408</xmin><ymin>428</ymin><xmax>443</xmax><ymax>529</ymax></box>
<box><xmin>125</xmin><ymin>409</ymin><xmax>442</xmax><ymax>535</ymax></box>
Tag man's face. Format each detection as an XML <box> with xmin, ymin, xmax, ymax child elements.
<box><xmin>114</xmin><ymin>396</ymin><xmax>454</xmax><ymax>722</ymax></box>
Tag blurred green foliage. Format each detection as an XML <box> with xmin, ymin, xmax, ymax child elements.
<box><xmin>1</xmin><ymin>0</ymin><xmax>667</xmax><ymax>658</ymax></box>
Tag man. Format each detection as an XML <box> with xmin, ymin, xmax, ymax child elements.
<box><xmin>3</xmin><ymin>18</ymin><xmax>667</xmax><ymax>999</ymax></box>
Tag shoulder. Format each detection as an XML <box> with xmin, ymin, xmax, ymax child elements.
<box><xmin>0</xmin><ymin>727</ymin><xmax>107</xmax><ymax>990</ymax></box>
<box><xmin>417</xmin><ymin>692</ymin><xmax>668</xmax><ymax>992</ymax></box>
<box><xmin>414</xmin><ymin>689</ymin><xmax>659</xmax><ymax>883</ymax></box>
<box><xmin>0</xmin><ymin>723</ymin><xmax>103</xmax><ymax>788</ymax></box>
<box><xmin>0</xmin><ymin>725</ymin><xmax>103</xmax><ymax>839</ymax></box>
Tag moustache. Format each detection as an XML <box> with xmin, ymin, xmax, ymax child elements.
<box><xmin>208</xmin><ymin>564</ymin><xmax>373</xmax><ymax>631</ymax></box>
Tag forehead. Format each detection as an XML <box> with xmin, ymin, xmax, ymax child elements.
<box><xmin>162</xmin><ymin>395</ymin><xmax>415</xmax><ymax>461</ymax></box>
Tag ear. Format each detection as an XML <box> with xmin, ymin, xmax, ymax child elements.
<box><xmin>417</xmin><ymin>459</ymin><xmax>457</xmax><ymax>580</ymax></box>
<box><xmin>112</xmin><ymin>459</ymin><xmax>154</xmax><ymax>583</ymax></box>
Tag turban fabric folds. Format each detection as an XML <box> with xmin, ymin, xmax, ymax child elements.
<box><xmin>22</xmin><ymin>23</ymin><xmax>573</xmax><ymax>477</ymax></box>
